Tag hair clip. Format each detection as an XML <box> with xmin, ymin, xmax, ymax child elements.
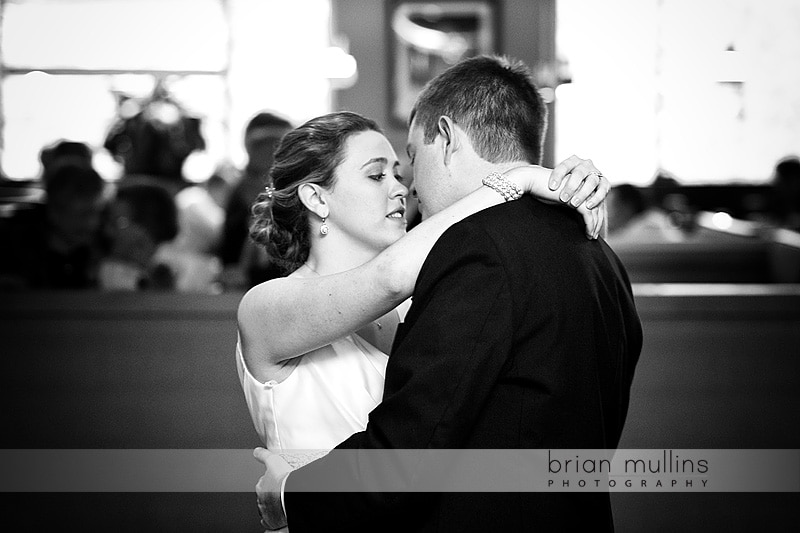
<box><xmin>264</xmin><ymin>186</ymin><xmax>275</xmax><ymax>199</ymax></box>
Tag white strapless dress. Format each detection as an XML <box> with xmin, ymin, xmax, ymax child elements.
<box><xmin>236</xmin><ymin>303</ymin><xmax>408</xmax><ymax>467</ymax></box>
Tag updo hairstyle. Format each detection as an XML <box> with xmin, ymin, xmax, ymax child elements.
<box><xmin>249</xmin><ymin>111</ymin><xmax>382</xmax><ymax>274</ymax></box>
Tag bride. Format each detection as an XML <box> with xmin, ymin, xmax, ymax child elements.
<box><xmin>236</xmin><ymin>111</ymin><xmax>607</xmax><ymax>464</ymax></box>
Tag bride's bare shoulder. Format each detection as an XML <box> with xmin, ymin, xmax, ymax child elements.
<box><xmin>239</xmin><ymin>277</ymin><xmax>293</xmax><ymax>318</ymax></box>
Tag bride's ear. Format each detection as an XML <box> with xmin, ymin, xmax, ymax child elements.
<box><xmin>297</xmin><ymin>183</ymin><xmax>329</xmax><ymax>219</ymax></box>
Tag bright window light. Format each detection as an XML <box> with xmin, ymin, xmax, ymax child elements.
<box><xmin>556</xmin><ymin>0</ymin><xmax>800</xmax><ymax>185</ymax></box>
<box><xmin>1</xmin><ymin>0</ymin><xmax>334</xmax><ymax>181</ymax></box>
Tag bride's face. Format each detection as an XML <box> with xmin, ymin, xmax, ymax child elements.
<box><xmin>324</xmin><ymin>130</ymin><xmax>409</xmax><ymax>253</ymax></box>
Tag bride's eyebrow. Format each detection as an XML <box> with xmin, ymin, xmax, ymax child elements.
<box><xmin>360</xmin><ymin>157</ymin><xmax>388</xmax><ymax>168</ymax></box>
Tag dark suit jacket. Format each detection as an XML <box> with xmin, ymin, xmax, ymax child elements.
<box><xmin>284</xmin><ymin>197</ymin><xmax>643</xmax><ymax>532</ymax></box>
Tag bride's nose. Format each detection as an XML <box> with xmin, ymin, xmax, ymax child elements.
<box><xmin>390</xmin><ymin>178</ymin><xmax>408</xmax><ymax>199</ymax></box>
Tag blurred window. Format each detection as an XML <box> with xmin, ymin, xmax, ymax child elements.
<box><xmin>556</xmin><ymin>0</ymin><xmax>800</xmax><ymax>184</ymax></box>
<box><xmin>0</xmin><ymin>0</ymin><xmax>333</xmax><ymax>182</ymax></box>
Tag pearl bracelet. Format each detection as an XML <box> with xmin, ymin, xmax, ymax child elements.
<box><xmin>482</xmin><ymin>171</ymin><xmax>523</xmax><ymax>201</ymax></box>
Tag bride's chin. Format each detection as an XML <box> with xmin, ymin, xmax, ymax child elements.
<box><xmin>380</xmin><ymin>232</ymin><xmax>406</xmax><ymax>250</ymax></box>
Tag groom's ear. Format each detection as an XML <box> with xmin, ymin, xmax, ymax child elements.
<box><xmin>437</xmin><ymin>115</ymin><xmax>459</xmax><ymax>167</ymax></box>
<box><xmin>297</xmin><ymin>183</ymin><xmax>328</xmax><ymax>219</ymax></box>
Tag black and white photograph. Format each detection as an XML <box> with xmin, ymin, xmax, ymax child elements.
<box><xmin>1</xmin><ymin>0</ymin><xmax>798</xmax><ymax>531</ymax></box>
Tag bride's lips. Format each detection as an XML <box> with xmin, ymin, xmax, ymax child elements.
<box><xmin>386</xmin><ymin>207</ymin><xmax>406</xmax><ymax>220</ymax></box>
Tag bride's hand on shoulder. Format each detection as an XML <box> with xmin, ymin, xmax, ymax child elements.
<box><xmin>505</xmin><ymin>156</ymin><xmax>610</xmax><ymax>239</ymax></box>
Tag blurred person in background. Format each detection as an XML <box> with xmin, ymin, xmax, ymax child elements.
<box><xmin>205</xmin><ymin>172</ymin><xmax>232</xmax><ymax>212</ymax></box>
<box><xmin>155</xmin><ymin>173</ymin><xmax>228</xmax><ymax>293</ymax></box>
<box><xmin>102</xmin><ymin>80</ymin><xmax>228</xmax><ymax>291</ymax></box>
<box><xmin>605</xmin><ymin>183</ymin><xmax>683</xmax><ymax>244</ymax></box>
<box><xmin>40</xmin><ymin>140</ymin><xmax>95</xmax><ymax>183</ymax></box>
<box><xmin>217</xmin><ymin>111</ymin><xmax>293</xmax><ymax>289</ymax></box>
<box><xmin>104</xmin><ymin>81</ymin><xmax>205</xmax><ymax>194</ymax></box>
<box><xmin>770</xmin><ymin>155</ymin><xmax>800</xmax><ymax>232</ymax></box>
<box><xmin>0</xmin><ymin>160</ymin><xmax>108</xmax><ymax>290</ymax></box>
<box><xmin>607</xmin><ymin>183</ymin><xmax>646</xmax><ymax>235</ymax></box>
<box><xmin>98</xmin><ymin>179</ymin><xmax>179</xmax><ymax>291</ymax></box>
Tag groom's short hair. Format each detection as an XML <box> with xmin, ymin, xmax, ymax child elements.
<box><xmin>409</xmin><ymin>54</ymin><xmax>548</xmax><ymax>165</ymax></box>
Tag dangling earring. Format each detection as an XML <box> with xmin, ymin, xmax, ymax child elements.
<box><xmin>320</xmin><ymin>217</ymin><xmax>329</xmax><ymax>235</ymax></box>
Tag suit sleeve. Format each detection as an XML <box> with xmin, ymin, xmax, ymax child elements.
<box><xmin>284</xmin><ymin>220</ymin><xmax>516</xmax><ymax>531</ymax></box>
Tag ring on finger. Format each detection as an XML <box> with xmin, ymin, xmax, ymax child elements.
<box><xmin>586</xmin><ymin>170</ymin><xmax>603</xmax><ymax>180</ymax></box>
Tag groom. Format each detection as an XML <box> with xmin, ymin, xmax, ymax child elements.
<box><xmin>256</xmin><ymin>55</ymin><xmax>643</xmax><ymax>531</ymax></box>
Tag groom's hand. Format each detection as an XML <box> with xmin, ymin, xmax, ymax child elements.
<box><xmin>254</xmin><ymin>447</ymin><xmax>292</xmax><ymax>531</ymax></box>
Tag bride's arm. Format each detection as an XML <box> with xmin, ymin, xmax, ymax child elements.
<box><xmin>238</xmin><ymin>157</ymin><xmax>607</xmax><ymax>364</ymax></box>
